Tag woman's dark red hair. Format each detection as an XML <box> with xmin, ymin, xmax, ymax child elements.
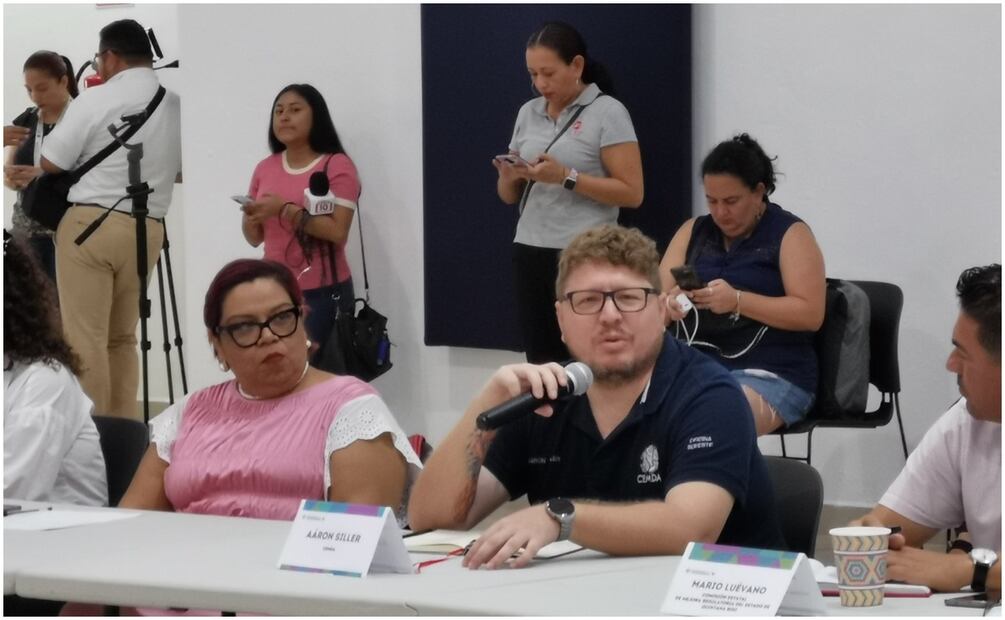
<box><xmin>203</xmin><ymin>259</ymin><xmax>304</xmax><ymax>330</ymax></box>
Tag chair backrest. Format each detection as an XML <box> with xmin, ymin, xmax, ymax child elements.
<box><xmin>764</xmin><ymin>456</ymin><xmax>823</xmax><ymax>557</ymax></box>
<box><xmin>92</xmin><ymin>416</ymin><xmax>149</xmax><ymax>506</ymax></box>
<box><xmin>850</xmin><ymin>280</ymin><xmax>903</xmax><ymax>394</ymax></box>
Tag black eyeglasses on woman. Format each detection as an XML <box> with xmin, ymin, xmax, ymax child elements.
<box><xmin>215</xmin><ymin>306</ymin><xmax>301</xmax><ymax>348</ymax></box>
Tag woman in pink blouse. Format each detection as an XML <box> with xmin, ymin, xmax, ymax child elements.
<box><xmin>240</xmin><ymin>83</ymin><xmax>360</xmax><ymax>349</ymax></box>
<box><xmin>119</xmin><ymin>259</ymin><xmax>420</xmax><ymax>522</ymax></box>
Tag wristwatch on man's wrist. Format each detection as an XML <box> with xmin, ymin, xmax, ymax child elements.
<box><xmin>563</xmin><ymin>167</ymin><xmax>579</xmax><ymax>191</ymax></box>
<box><xmin>970</xmin><ymin>548</ymin><xmax>998</xmax><ymax>592</ymax></box>
<box><xmin>545</xmin><ymin>497</ymin><xmax>576</xmax><ymax>542</ymax></box>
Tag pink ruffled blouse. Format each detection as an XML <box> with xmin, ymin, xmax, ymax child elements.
<box><xmin>151</xmin><ymin>376</ymin><xmax>421</xmax><ymax>523</ymax></box>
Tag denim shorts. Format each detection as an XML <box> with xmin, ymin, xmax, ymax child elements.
<box><xmin>730</xmin><ymin>369</ymin><xmax>815</xmax><ymax>426</ymax></box>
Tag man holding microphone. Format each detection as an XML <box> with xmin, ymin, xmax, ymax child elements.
<box><xmin>409</xmin><ymin>224</ymin><xmax>784</xmax><ymax>568</ymax></box>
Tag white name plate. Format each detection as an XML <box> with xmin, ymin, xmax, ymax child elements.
<box><xmin>661</xmin><ymin>542</ymin><xmax>823</xmax><ymax>616</ymax></box>
<box><xmin>278</xmin><ymin>500</ymin><xmax>413</xmax><ymax>578</ymax></box>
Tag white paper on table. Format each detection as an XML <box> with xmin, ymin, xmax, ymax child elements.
<box><xmin>404</xmin><ymin>529</ymin><xmax>477</xmax><ymax>553</ymax></box>
<box><xmin>404</xmin><ymin>529</ymin><xmax>583</xmax><ymax>559</ymax></box>
<box><xmin>3</xmin><ymin>509</ymin><xmax>140</xmax><ymax>531</ymax></box>
<box><xmin>535</xmin><ymin>539</ymin><xmax>584</xmax><ymax>559</ymax></box>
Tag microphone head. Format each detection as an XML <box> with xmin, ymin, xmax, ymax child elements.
<box><xmin>564</xmin><ymin>362</ymin><xmax>593</xmax><ymax>396</ymax></box>
<box><xmin>308</xmin><ymin>171</ymin><xmax>330</xmax><ymax>196</ymax></box>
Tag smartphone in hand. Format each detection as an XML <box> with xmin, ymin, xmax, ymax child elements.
<box><xmin>231</xmin><ymin>195</ymin><xmax>253</xmax><ymax>207</ymax></box>
<box><xmin>670</xmin><ymin>265</ymin><xmax>706</xmax><ymax>291</ymax></box>
<box><xmin>494</xmin><ymin>153</ymin><xmax>533</xmax><ymax>167</ymax></box>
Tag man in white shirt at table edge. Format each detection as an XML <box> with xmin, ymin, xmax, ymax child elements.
<box><xmin>409</xmin><ymin>224</ymin><xmax>785</xmax><ymax>569</ymax></box>
<box><xmin>852</xmin><ymin>264</ymin><xmax>1001</xmax><ymax>597</ymax></box>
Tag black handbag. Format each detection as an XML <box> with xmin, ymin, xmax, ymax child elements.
<box><xmin>316</xmin><ymin>298</ymin><xmax>392</xmax><ymax>382</ymax></box>
<box><xmin>21</xmin><ymin>86</ymin><xmax>166</xmax><ymax>231</ymax></box>
<box><xmin>312</xmin><ymin>193</ymin><xmax>392</xmax><ymax>382</ymax></box>
<box><xmin>20</xmin><ymin>170</ymin><xmax>77</xmax><ymax>230</ymax></box>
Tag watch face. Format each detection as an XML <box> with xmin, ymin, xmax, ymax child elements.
<box><xmin>973</xmin><ymin>548</ymin><xmax>998</xmax><ymax>564</ymax></box>
<box><xmin>548</xmin><ymin>498</ymin><xmax>574</xmax><ymax>517</ymax></box>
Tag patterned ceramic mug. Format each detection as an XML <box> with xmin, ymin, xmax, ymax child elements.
<box><xmin>829</xmin><ymin>526</ymin><xmax>891</xmax><ymax>607</ymax></box>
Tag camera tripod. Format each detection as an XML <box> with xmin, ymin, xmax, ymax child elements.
<box><xmin>74</xmin><ymin>112</ymin><xmax>187</xmax><ymax>423</ymax></box>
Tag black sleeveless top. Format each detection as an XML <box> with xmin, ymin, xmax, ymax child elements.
<box><xmin>681</xmin><ymin>202</ymin><xmax>817</xmax><ymax>394</ymax></box>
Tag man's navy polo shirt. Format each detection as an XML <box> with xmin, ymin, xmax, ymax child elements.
<box><xmin>483</xmin><ymin>334</ymin><xmax>786</xmax><ymax>551</ymax></box>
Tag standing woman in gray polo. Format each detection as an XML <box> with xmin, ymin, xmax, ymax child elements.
<box><xmin>493</xmin><ymin>21</ymin><xmax>643</xmax><ymax>363</ymax></box>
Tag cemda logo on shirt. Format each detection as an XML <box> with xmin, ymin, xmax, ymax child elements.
<box><xmin>637</xmin><ymin>444</ymin><xmax>662</xmax><ymax>484</ymax></box>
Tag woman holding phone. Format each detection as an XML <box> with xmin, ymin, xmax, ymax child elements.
<box><xmin>659</xmin><ymin>134</ymin><xmax>826</xmax><ymax>435</ymax></box>
<box><xmin>241</xmin><ymin>84</ymin><xmax>360</xmax><ymax>351</ymax></box>
<box><xmin>494</xmin><ymin>21</ymin><xmax>644</xmax><ymax>364</ymax></box>
<box><xmin>3</xmin><ymin>51</ymin><xmax>77</xmax><ymax>282</ymax></box>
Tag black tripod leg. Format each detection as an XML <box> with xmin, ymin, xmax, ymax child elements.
<box><xmin>136</xmin><ymin>212</ymin><xmax>150</xmax><ymax>424</ymax></box>
<box><xmin>161</xmin><ymin>228</ymin><xmax>188</xmax><ymax>394</ymax></box>
<box><xmin>156</xmin><ymin>257</ymin><xmax>175</xmax><ymax>403</ymax></box>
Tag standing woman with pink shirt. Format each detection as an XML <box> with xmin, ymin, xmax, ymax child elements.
<box><xmin>241</xmin><ymin>84</ymin><xmax>360</xmax><ymax>349</ymax></box>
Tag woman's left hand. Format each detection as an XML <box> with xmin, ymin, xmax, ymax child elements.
<box><xmin>243</xmin><ymin>193</ymin><xmax>285</xmax><ymax>225</ymax></box>
<box><xmin>691</xmin><ymin>279</ymin><xmax>739</xmax><ymax>315</ymax></box>
<box><xmin>526</xmin><ymin>153</ymin><xmax>569</xmax><ymax>185</ymax></box>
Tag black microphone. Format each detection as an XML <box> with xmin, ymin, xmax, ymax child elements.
<box><xmin>147</xmin><ymin>28</ymin><xmax>164</xmax><ymax>60</ymax></box>
<box><xmin>475</xmin><ymin>362</ymin><xmax>593</xmax><ymax>431</ymax></box>
<box><xmin>304</xmin><ymin>170</ymin><xmax>336</xmax><ymax>216</ymax></box>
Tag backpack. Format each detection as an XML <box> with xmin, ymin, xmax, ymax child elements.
<box><xmin>813</xmin><ymin>279</ymin><xmax>870</xmax><ymax>418</ymax></box>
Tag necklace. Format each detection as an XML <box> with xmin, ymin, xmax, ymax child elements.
<box><xmin>236</xmin><ymin>360</ymin><xmax>310</xmax><ymax>400</ymax></box>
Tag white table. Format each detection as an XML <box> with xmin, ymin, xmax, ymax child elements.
<box><xmin>4</xmin><ymin>502</ymin><xmax>989</xmax><ymax>616</ymax></box>
<box><xmin>414</xmin><ymin>554</ymin><xmax>982</xmax><ymax>616</ymax></box>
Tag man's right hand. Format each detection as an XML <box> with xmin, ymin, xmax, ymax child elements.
<box><xmin>849</xmin><ymin>513</ymin><xmax>907</xmax><ymax>550</ymax></box>
<box><xmin>4</xmin><ymin>125</ymin><xmax>30</xmax><ymax>148</ymax></box>
<box><xmin>478</xmin><ymin>362</ymin><xmax>569</xmax><ymax>419</ymax></box>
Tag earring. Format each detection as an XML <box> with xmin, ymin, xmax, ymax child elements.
<box><xmin>218</xmin><ymin>360</ymin><xmax>230</xmax><ymax>372</ymax></box>
<box><xmin>306</xmin><ymin>340</ymin><xmax>312</xmax><ymax>349</ymax></box>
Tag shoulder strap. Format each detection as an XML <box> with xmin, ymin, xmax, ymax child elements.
<box><xmin>70</xmin><ymin>86</ymin><xmax>166</xmax><ymax>182</ymax></box>
<box><xmin>354</xmin><ymin>187</ymin><xmax>371</xmax><ymax>300</ymax></box>
<box><xmin>321</xmin><ymin>155</ymin><xmax>370</xmax><ymax>300</ymax></box>
<box><xmin>518</xmin><ymin>96</ymin><xmax>602</xmax><ymax>215</ymax></box>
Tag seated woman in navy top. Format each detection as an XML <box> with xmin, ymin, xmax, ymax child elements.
<box><xmin>659</xmin><ymin>134</ymin><xmax>826</xmax><ymax>435</ymax></box>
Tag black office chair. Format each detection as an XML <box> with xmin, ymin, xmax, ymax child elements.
<box><xmin>92</xmin><ymin>415</ymin><xmax>149</xmax><ymax>506</ymax></box>
<box><xmin>765</xmin><ymin>456</ymin><xmax>823</xmax><ymax>557</ymax></box>
<box><xmin>775</xmin><ymin>280</ymin><xmax>909</xmax><ymax>465</ymax></box>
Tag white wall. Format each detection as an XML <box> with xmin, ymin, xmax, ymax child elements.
<box><xmin>693</xmin><ymin>4</ymin><xmax>1001</xmax><ymax>505</ymax></box>
<box><xmin>5</xmin><ymin>4</ymin><xmax>1000</xmax><ymax>507</ymax></box>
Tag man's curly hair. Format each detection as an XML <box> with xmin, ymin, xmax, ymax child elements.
<box><xmin>4</xmin><ymin>232</ymin><xmax>80</xmax><ymax>374</ymax></box>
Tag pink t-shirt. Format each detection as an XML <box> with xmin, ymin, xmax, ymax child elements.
<box><xmin>248</xmin><ymin>152</ymin><xmax>360</xmax><ymax>291</ymax></box>
<box><xmin>163</xmin><ymin>377</ymin><xmax>378</xmax><ymax>521</ymax></box>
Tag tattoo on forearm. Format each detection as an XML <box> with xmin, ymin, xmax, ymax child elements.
<box><xmin>452</xmin><ymin>429</ymin><xmax>494</xmax><ymax>523</ymax></box>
